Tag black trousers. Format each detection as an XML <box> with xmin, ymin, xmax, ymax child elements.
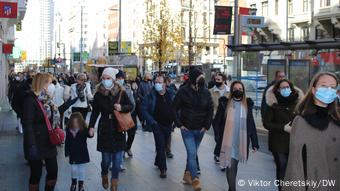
<box><xmin>29</xmin><ymin>157</ymin><xmax>58</xmax><ymax>185</ymax></box>
<box><xmin>272</xmin><ymin>152</ymin><xmax>289</xmax><ymax>191</ymax></box>
<box><xmin>213</xmin><ymin>123</ymin><xmax>225</xmax><ymax>157</ymax></box>
<box><xmin>72</xmin><ymin>107</ymin><xmax>88</xmax><ymax>120</ymax></box>
<box><xmin>152</xmin><ymin>124</ymin><xmax>171</xmax><ymax>171</ymax></box>
<box><xmin>226</xmin><ymin>158</ymin><xmax>239</xmax><ymax>191</ymax></box>
<box><xmin>126</xmin><ymin>112</ymin><xmax>137</xmax><ymax>151</ymax></box>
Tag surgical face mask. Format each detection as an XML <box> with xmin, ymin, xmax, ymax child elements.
<box><xmin>102</xmin><ymin>79</ymin><xmax>114</xmax><ymax>89</ymax></box>
<box><xmin>197</xmin><ymin>78</ymin><xmax>205</xmax><ymax>89</ymax></box>
<box><xmin>155</xmin><ymin>83</ymin><xmax>164</xmax><ymax>92</ymax></box>
<box><xmin>280</xmin><ymin>87</ymin><xmax>292</xmax><ymax>98</ymax></box>
<box><xmin>117</xmin><ymin>79</ymin><xmax>125</xmax><ymax>86</ymax></box>
<box><xmin>47</xmin><ymin>84</ymin><xmax>55</xmax><ymax>97</ymax></box>
<box><xmin>315</xmin><ymin>87</ymin><xmax>337</xmax><ymax>104</ymax></box>
<box><xmin>15</xmin><ymin>76</ymin><xmax>20</xmax><ymax>81</ymax></box>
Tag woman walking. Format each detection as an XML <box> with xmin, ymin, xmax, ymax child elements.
<box><xmin>22</xmin><ymin>73</ymin><xmax>58</xmax><ymax>191</ymax></box>
<box><xmin>283</xmin><ymin>72</ymin><xmax>340</xmax><ymax>191</ymax></box>
<box><xmin>88</xmin><ymin>68</ymin><xmax>133</xmax><ymax>191</ymax></box>
<box><xmin>263</xmin><ymin>79</ymin><xmax>304</xmax><ymax>191</ymax></box>
<box><xmin>214</xmin><ymin>81</ymin><xmax>259</xmax><ymax>191</ymax></box>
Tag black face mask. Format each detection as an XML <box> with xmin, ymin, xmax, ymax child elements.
<box><xmin>232</xmin><ymin>90</ymin><xmax>243</xmax><ymax>100</ymax></box>
<box><xmin>215</xmin><ymin>82</ymin><xmax>223</xmax><ymax>88</ymax></box>
<box><xmin>197</xmin><ymin>78</ymin><xmax>205</xmax><ymax>89</ymax></box>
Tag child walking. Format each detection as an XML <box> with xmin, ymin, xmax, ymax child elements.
<box><xmin>65</xmin><ymin>112</ymin><xmax>94</xmax><ymax>191</ymax></box>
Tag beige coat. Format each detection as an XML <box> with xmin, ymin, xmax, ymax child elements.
<box><xmin>209</xmin><ymin>85</ymin><xmax>229</xmax><ymax>117</ymax></box>
<box><xmin>283</xmin><ymin>116</ymin><xmax>340</xmax><ymax>191</ymax></box>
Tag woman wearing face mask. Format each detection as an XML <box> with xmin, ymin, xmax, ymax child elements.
<box><xmin>263</xmin><ymin>79</ymin><xmax>304</xmax><ymax>191</ymax></box>
<box><xmin>214</xmin><ymin>81</ymin><xmax>259</xmax><ymax>191</ymax></box>
<box><xmin>88</xmin><ymin>68</ymin><xmax>133</xmax><ymax>191</ymax></box>
<box><xmin>22</xmin><ymin>73</ymin><xmax>59</xmax><ymax>191</ymax></box>
<box><xmin>173</xmin><ymin>67</ymin><xmax>214</xmax><ymax>191</ymax></box>
<box><xmin>283</xmin><ymin>72</ymin><xmax>340</xmax><ymax>191</ymax></box>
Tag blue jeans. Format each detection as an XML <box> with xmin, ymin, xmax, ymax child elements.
<box><xmin>153</xmin><ymin>124</ymin><xmax>172</xmax><ymax>171</ymax></box>
<box><xmin>181</xmin><ymin>129</ymin><xmax>205</xmax><ymax>180</ymax></box>
<box><xmin>101</xmin><ymin>152</ymin><xmax>124</xmax><ymax>180</ymax></box>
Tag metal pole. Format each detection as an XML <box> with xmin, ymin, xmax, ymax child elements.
<box><xmin>234</xmin><ymin>0</ymin><xmax>241</xmax><ymax>80</ymax></box>
<box><xmin>80</xmin><ymin>6</ymin><xmax>83</xmax><ymax>72</ymax></box>
<box><xmin>118</xmin><ymin>0</ymin><xmax>122</xmax><ymax>54</ymax></box>
<box><xmin>188</xmin><ymin>0</ymin><xmax>193</xmax><ymax>66</ymax></box>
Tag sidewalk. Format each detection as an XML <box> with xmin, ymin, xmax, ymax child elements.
<box><xmin>0</xmin><ymin>111</ymin><xmax>277</xmax><ymax>191</ymax></box>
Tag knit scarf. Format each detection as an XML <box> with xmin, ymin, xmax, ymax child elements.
<box><xmin>220</xmin><ymin>101</ymin><xmax>248</xmax><ymax>168</ymax></box>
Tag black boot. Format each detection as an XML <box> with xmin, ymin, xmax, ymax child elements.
<box><xmin>78</xmin><ymin>181</ymin><xmax>84</xmax><ymax>191</ymax></box>
<box><xmin>45</xmin><ymin>179</ymin><xmax>57</xmax><ymax>191</ymax></box>
<box><xmin>70</xmin><ymin>179</ymin><xmax>77</xmax><ymax>191</ymax></box>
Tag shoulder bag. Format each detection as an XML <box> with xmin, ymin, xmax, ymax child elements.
<box><xmin>36</xmin><ymin>98</ymin><xmax>65</xmax><ymax>145</ymax></box>
<box><xmin>113</xmin><ymin>90</ymin><xmax>135</xmax><ymax>132</ymax></box>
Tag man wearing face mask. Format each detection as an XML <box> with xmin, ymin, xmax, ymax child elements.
<box><xmin>173</xmin><ymin>67</ymin><xmax>214</xmax><ymax>191</ymax></box>
<box><xmin>137</xmin><ymin>72</ymin><xmax>154</xmax><ymax>131</ymax></box>
<box><xmin>209</xmin><ymin>72</ymin><xmax>230</xmax><ymax>164</ymax></box>
<box><xmin>141</xmin><ymin>75</ymin><xmax>176</xmax><ymax>178</ymax></box>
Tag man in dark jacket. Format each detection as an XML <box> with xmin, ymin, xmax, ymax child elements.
<box><xmin>141</xmin><ymin>75</ymin><xmax>176</xmax><ymax>178</ymax></box>
<box><xmin>137</xmin><ymin>72</ymin><xmax>154</xmax><ymax>131</ymax></box>
<box><xmin>173</xmin><ymin>67</ymin><xmax>213</xmax><ymax>190</ymax></box>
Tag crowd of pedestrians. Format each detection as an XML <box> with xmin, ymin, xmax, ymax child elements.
<box><xmin>7</xmin><ymin>67</ymin><xmax>340</xmax><ymax>191</ymax></box>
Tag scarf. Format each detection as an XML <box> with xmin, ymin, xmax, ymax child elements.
<box><xmin>220</xmin><ymin>100</ymin><xmax>248</xmax><ymax>168</ymax></box>
<box><xmin>275</xmin><ymin>91</ymin><xmax>298</xmax><ymax>107</ymax></box>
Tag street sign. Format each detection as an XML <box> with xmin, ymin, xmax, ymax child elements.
<box><xmin>213</xmin><ymin>6</ymin><xmax>233</xmax><ymax>35</ymax></box>
<box><xmin>108</xmin><ymin>41</ymin><xmax>118</xmax><ymax>56</ymax></box>
<box><xmin>73</xmin><ymin>52</ymin><xmax>80</xmax><ymax>62</ymax></box>
<box><xmin>0</xmin><ymin>2</ymin><xmax>17</xmax><ymax>18</ymax></box>
<box><xmin>241</xmin><ymin>15</ymin><xmax>265</xmax><ymax>28</ymax></box>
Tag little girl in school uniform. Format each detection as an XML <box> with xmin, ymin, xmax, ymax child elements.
<box><xmin>65</xmin><ymin>112</ymin><xmax>94</xmax><ymax>191</ymax></box>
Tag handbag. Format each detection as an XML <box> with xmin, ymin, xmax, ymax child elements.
<box><xmin>36</xmin><ymin>98</ymin><xmax>65</xmax><ymax>145</ymax></box>
<box><xmin>113</xmin><ymin>90</ymin><xmax>135</xmax><ymax>132</ymax></box>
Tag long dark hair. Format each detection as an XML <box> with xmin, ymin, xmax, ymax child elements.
<box><xmin>272</xmin><ymin>79</ymin><xmax>297</xmax><ymax>95</ymax></box>
<box><xmin>67</xmin><ymin>112</ymin><xmax>88</xmax><ymax>131</ymax></box>
<box><xmin>295</xmin><ymin>72</ymin><xmax>340</xmax><ymax>121</ymax></box>
<box><xmin>228</xmin><ymin>81</ymin><xmax>248</xmax><ymax>112</ymax></box>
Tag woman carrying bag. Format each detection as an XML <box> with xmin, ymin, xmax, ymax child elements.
<box><xmin>22</xmin><ymin>73</ymin><xmax>60</xmax><ymax>191</ymax></box>
<box><xmin>88</xmin><ymin>68</ymin><xmax>133</xmax><ymax>191</ymax></box>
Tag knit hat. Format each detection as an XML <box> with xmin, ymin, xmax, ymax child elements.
<box><xmin>116</xmin><ymin>70</ymin><xmax>125</xmax><ymax>79</ymax></box>
<box><xmin>102</xmin><ymin>67</ymin><xmax>119</xmax><ymax>80</ymax></box>
<box><xmin>189</xmin><ymin>67</ymin><xmax>203</xmax><ymax>84</ymax></box>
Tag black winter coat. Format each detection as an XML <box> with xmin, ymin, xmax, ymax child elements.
<box><xmin>22</xmin><ymin>91</ymin><xmax>57</xmax><ymax>160</ymax></box>
<box><xmin>263</xmin><ymin>86</ymin><xmax>304</xmax><ymax>153</ymax></box>
<box><xmin>89</xmin><ymin>86</ymin><xmax>133</xmax><ymax>153</ymax></box>
<box><xmin>11</xmin><ymin>81</ymin><xmax>30</xmax><ymax>118</ymax></box>
<box><xmin>213</xmin><ymin>97</ymin><xmax>259</xmax><ymax>157</ymax></box>
<box><xmin>173</xmin><ymin>84</ymin><xmax>214</xmax><ymax>130</ymax></box>
<box><xmin>65</xmin><ymin>127</ymin><xmax>93</xmax><ymax>164</ymax></box>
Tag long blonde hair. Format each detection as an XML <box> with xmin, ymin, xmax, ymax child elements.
<box><xmin>295</xmin><ymin>72</ymin><xmax>340</xmax><ymax>121</ymax></box>
<box><xmin>31</xmin><ymin>73</ymin><xmax>53</xmax><ymax>95</ymax></box>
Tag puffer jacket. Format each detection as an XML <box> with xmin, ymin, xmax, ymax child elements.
<box><xmin>173</xmin><ymin>84</ymin><xmax>213</xmax><ymax>130</ymax></box>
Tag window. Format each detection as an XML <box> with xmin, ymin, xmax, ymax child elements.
<box><xmin>288</xmin><ymin>0</ymin><xmax>293</xmax><ymax>15</ymax></box>
<box><xmin>320</xmin><ymin>0</ymin><xmax>331</xmax><ymax>7</ymax></box>
<box><xmin>303</xmin><ymin>0</ymin><xmax>308</xmax><ymax>12</ymax></box>
<box><xmin>275</xmin><ymin>0</ymin><xmax>279</xmax><ymax>15</ymax></box>
<box><xmin>288</xmin><ymin>28</ymin><xmax>294</xmax><ymax>42</ymax></box>
<box><xmin>261</xmin><ymin>1</ymin><xmax>268</xmax><ymax>16</ymax></box>
<box><xmin>301</xmin><ymin>27</ymin><xmax>309</xmax><ymax>40</ymax></box>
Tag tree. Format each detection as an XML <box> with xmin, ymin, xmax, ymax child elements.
<box><xmin>142</xmin><ymin>0</ymin><xmax>184</xmax><ymax>72</ymax></box>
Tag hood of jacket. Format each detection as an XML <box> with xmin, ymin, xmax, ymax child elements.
<box><xmin>266</xmin><ymin>85</ymin><xmax>304</xmax><ymax>107</ymax></box>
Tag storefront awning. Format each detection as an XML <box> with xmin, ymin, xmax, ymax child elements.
<box><xmin>227</xmin><ymin>39</ymin><xmax>340</xmax><ymax>52</ymax></box>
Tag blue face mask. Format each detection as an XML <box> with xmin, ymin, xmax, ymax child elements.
<box><xmin>102</xmin><ymin>79</ymin><xmax>114</xmax><ymax>89</ymax></box>
<box><xmin>117</xmin><ymin>79</ymin><xmax>125</xmax><ymax>86</ymax></box>
<box><xmin>315</xmin><ymin>87</ymin><xmax>337</xmax><ymax>104</ymax></box>
<box><xmin>155</xmin><ymin>83</ymin><xmax>163</xmax><ymax>92</ymax></box>
<box><xmin>280</xmin><ymin>87</ymin><xmax>292</xmax><ymax>97</ymax></box>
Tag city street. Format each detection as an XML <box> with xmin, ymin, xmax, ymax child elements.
<box><xmin>0</xmin><ymin>111</ymin><xmax>277</xmax><ymax>191</ymax></box>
